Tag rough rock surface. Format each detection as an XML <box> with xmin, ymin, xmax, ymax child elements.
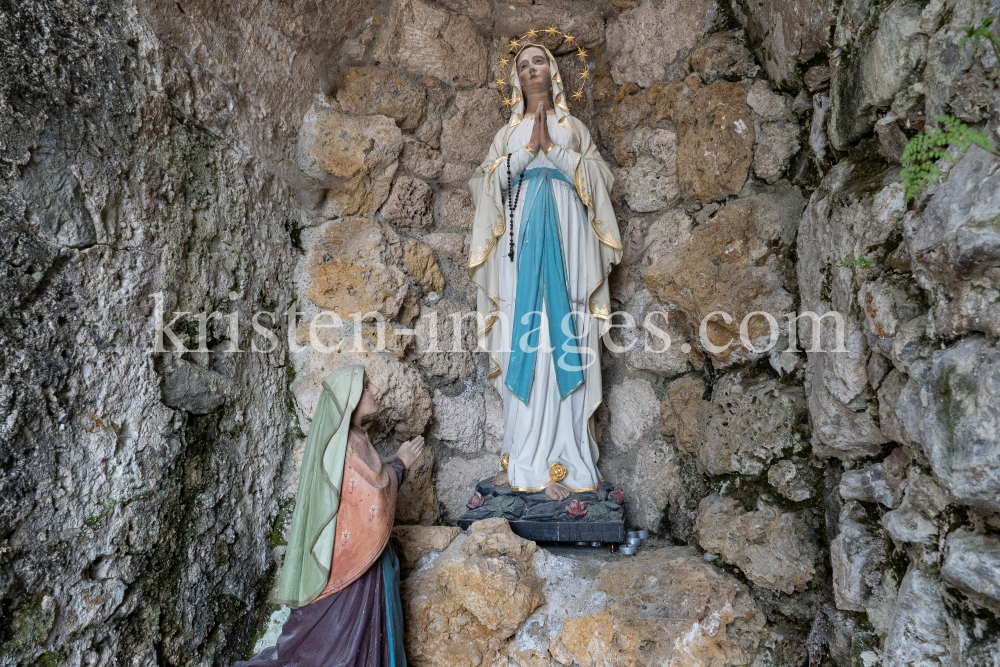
<box><xmin>896</xmin><ymin>336</ymin><xmax>1000</xmax><ymax>510</ymax></box>
<box><xmin>942</xmin><ymin>528</ymin><xmax>1000</xmax><ymax>609</ymax></box>
<box><xmin>696</xmin><ymin>494</ymin><xmax>819</xmax><ymax>593</ymax></box>
<box><xmin>767</xmin><ymin>458</ymin><xmax>817</xmax><ymax>502</ymax></box>
<box><xmin>398</xmin><ymin>527</ymin><xmax>767</xmax><ymax>667</ymax></box>
<box><xmin>675</xmin><ymin>81</ymin><xmax>756</xmax><ymax>203</ymax></box>
<box><xmin>699</xmin><ymin>372</ymin><xmax>807</xmax><ymax>476</ymax></box>
<box><xmin>9</xmin><ymin>0</ymin><xmax>1000</xmax><ymax>663</ymax></box>
<box><xmin>401</xmin><ymin>518</ymin><xmax>544</xmax><ymax>666</ymax></box>
<box><xmin>304</xmin><ymin>217</ymin><xmax>409</xmax><ymax>318</ymax></box>
<box><xmin>643</xmin><ymin>183</ymin><xmax>804</xmax><ymax>367</ymax></box>
<box><xmin>373</xmin><ymin>0</ymin><xmax>487</xmax><ymax>88</ymax></box>
<box><xmin>605</xmin><ymin>0</ymin><xmax>715</xmax><ymax>88</ymax></box>
<box><xmin>883</xmin><ymin>566</ymin><xmax>953</xmax><ymax>665</ymax></box>
<box><xmin>830</xmin><ymin>501</ymin><xmax>887</xmax><ymax>613</ymax></box>
<box><xmin>382</xmin><ymin>176</ymin><xmax>435</xmax><ymax>230</ymax></box>
<box><xmin>296</xmin><ymin>104</ymin><xmax>402</xmax><ymax>217</ymax></box>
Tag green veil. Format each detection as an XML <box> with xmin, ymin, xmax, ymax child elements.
<box><xmin>275</xmin><ymin>364</ymin><xmax>365</xmax><ymax>607</ymax></box>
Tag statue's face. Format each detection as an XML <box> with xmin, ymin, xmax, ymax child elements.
<box><xmin>353</xmin><ymin>381</ymin><xmax>380</xmax><ymax>424</ymax></box>
<box><xmin>516</xmin><ymin>46</ymin><xmax>551</xmax><ymax>100</ymax></box>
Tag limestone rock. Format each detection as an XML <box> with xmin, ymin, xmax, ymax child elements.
<box><xmin>905</xmin><ymin>145</ymin><xmax>1000</xmax><ymax>338</ymax></box>
<box><xmin>158</xmin><ymin>359</ymin><xmax>230</xmax><ymax>415</ymax></box>
<box><xmin>567</xmin><ymin>549</ymin><xmax>765</xmax><ymax>666</ymax></box>
<box><xmin>381</xmin><ymin>177</ymin><xmax>434</xmax><ymax>229</ymax></box>
<box><xmin>830</xmin><ymin>501</ymin><xmax>887</xmax><ymax>612</ymax></box>
<box><xmin>753</xmin><ymin>122</ymin><xmax>800</xmax><ymax>183</ymax></box>
<box><xmin>896</xmin><ymin>335</ymin><xmax>1000</xmax><ymax>510</ymax></box>
<box><xmin>423</xmin><ymin>232</ymin><xmax>476</xmax><ymax>302</ymax></box>
<box><xmin>438</xmin><ymin>0</ymin><xmax>492</xmax><ymax>29</ymax></box>
<box><xmin>395</xmin><ymin>447</ymin><xmax>438</xmax><ymax>526</ymax></box>
<box><xmin>296</xmin><ymin>105</ymin><xmax>402</xmax><ymax>216</ymax></box>
<box><xmin>436</xmin><ymin>455</ymin><xmax>498</xmax><ymax>523</ymax></box>
<box><xmin>430</xmin><ymin>389</ymin><xmax>486</xmax><ymax>453</ymax></box>
<box><xmin>696</xmin><ymin>494</ymin><xmax>819</xmax><ymax>593</ymax></box>
<box><xmin>883</xmin><ymin>566</ymin><xmax>953</xmax><ymax>665</ymax></box>
<box><xmin>699</xmin><ymin>373</ymin><xmax>807</xmax><ymax>476</ymax></box>
<box><xmin>391</xmin><ymin>525</ymin><xmax>462</xmax><ymax>570</ymax></box>
<box><xmin>605</xmin><ymin>378</ymin><xmax>660</xmax><ymax>451</ymax></box>
<box><xmin>730</xmin><ymin>0</ymin><xmax>836</xmax><ymax>88</ymax></box>
<box><xmin>686</xmin><ymin>30</ymin><xmax>757</xmax><ymax>82</ymax></box>
<box><xmin>624</xmin><ymin>127</ymin><xmax>680</xmax><ymax>212</ymax></box>
<box><xmin>403</xmin><ymin>239</ymin><xmax>445</xmax><ymax>294</ymax></box>
<box><xmin>796</xmin><ymin>167</ymin><xmax>901</xmax><ymax>459</ymax></box>
<box><xmin>617</xmin><ymin>210</ymin><xmax>694</xmax><ymax>305</ymax></box>
<box><xmin>402</xmin><ymin>518</ymin><xmax>543</xmax><ymax>666</ymax></box>
<box><xmin>440</xmin><ymin>88</ymin><xmax>505</xmax><ymax>165</ymax></box>
<box><xmin>857</xmin><ymin>273</ymin><xmax>927</xmax><ymax>371</ymax></box>
<box><xmin>659</xmin><ymin>375</ymin><xmax>708</xmax><ymax>454</ymax></box>
<box><xmin>335</xmin><ymin>66</ymin><xmax>427</xmax><ymax>131</ymax></box>
<box><xmin>304</xmin><ymin>217</ymin><xmax>408</xmax><ymax>319</ymax></box>
<box><xmin>882</xmin><ymin>471</ymin><xmax>949</xmax><ymax>545</ymax></box>
<box><xmin>767</xmin><ymin>458</ymin><xmax>817</xmax><ymax>501</ymax></box>
<box><xmin>746</xmin><ymin>80</ymin><xmax>793</xmax><ymax>121</ymax></box>
<box><xmin>399</xmin><ymin>136</ymin><xmax>444</xmax><ymax>180</ymax></box>
<box><xmin>437</xmin><ymin>186</ymin><xmax>475</xmax><ymax>229</ymax></box>
<box><xmin>828</xmin><ymin>2</ymin><xmax>927</xmax><ymax>150</ymax></box>
<box><xmin>412</xmin><ymin>299</ymin><xmax>477</xmax><ymax>380</ymax></box>
<box><xmin>675</xmin><ymin>81</ymin><xmax>755</xmax><ymax>203</ymax></box>
<box><xmin>941</xmin><ymin>528</ymin><xmax>1000</xmax><ymax>610</ymax></box>
<box><xmin>493</xmin><ymin>7</ymin><xmax>605</xmax><ymax>53</ymax></box>
<box><xmin>643</xmin><ymin>183</ymin><xmax>805</xmax><ymax>367</ymax></box>
<box><xmin>605</xmin><ymin>0</ymin><xmax>714</xmax><ymax>88</ymax></box>
<box><xmin>618</xmin><ymin>439</ymin><xmax>684</xmax><ymax>533</ymax></box>
<box><xmin>618</xmin><ymin>289</ymin><xmax>691</xmax><ymax>375</ymax></box>
<box><xmin>838</xmin><ymin>448</ymin><xmax>908</xmax><ymax>508</ymax></box>
<box><xmin>598</xmin><ymin>91</ymin><xmax>652</xmax><ymax>148</ymax></box>
<box><xmin>373</xmin><ymin>0</ymin><xmax>487</xmax><ymax>88</ymax></box>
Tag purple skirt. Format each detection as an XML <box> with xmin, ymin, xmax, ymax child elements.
<box><xmin>236</xmin><ymin>555</ymin><xmax>392</xmax><ymax>667</ymax></box>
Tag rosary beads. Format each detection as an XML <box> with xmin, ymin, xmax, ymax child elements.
<box><xmin>506</xmin><ymin>152</ymin><xmax>524</xmax><ymax>261</ymax></box>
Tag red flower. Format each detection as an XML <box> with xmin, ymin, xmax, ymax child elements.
<box><xmin>466</xmin><ymin>492</ymin><xmax>485</xmax><ymax>509</ymax></box>
<box><xmin>566</xmin><ymin>499</ymin><xmax>587</xmax><ymax>517</ymax></box>
<box><xmin>609</xmin><ymin>490</ymin><xmax>624</xmax><ymax>504</ymax></box>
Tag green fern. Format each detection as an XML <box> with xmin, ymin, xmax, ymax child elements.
<box><xmin>837</xmin><ymin>254</ymin><xmax>877</xmax><ymax>269</ymax></box>
<box><xmin>899</xmin><ymin>114</ymin><xmax>993</xmax><ymax>202</ymax></box>
<box><xmin>958</xmin><ymin>16</ymin><xmax>999</xmax><ymax>57</ymax></box>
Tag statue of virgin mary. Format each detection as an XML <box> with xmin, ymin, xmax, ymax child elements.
<box><xmin>468</xmin><ymin>41</ymin><xmax>622</xmax><ymax>501</ymax></box>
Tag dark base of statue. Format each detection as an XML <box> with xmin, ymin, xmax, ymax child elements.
<box><xmin>456</xmin><ymin>479</ymin><xmax>626</xmax><ymax>544</ymax></box>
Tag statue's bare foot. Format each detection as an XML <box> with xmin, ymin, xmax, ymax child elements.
<box><xmin>492</xmin><ymin>471</ymin><xmax>509</xmax><ymax>486</ymax></box>
<box><xmin>544</xmin><ymin>483</ymin><xmax>571</xmax><ymax>501</ymax></box>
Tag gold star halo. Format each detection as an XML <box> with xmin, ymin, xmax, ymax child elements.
<box><xmin>497</xmin><ymin>27</ymin><xmax>590</xmax><ymax>109</ymax></box>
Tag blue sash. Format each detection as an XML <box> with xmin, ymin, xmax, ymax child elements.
<box><xmin>505</xmin><ymin>167</ymin><xmax>585</xmax><ymax>404</ymax></box>
<box><xmin>382</xmin><ymin>541</ymin><xmax>406</xmax><ymax>666</ymax></box>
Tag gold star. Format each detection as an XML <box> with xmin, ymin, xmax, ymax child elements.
<box><xmin>545</xmin><ymin>26</ymin><xmax>559</xmax><ymax>35</ymax></box>
<box><xmin>496</xmin><ymin>77</ymin><xmax>506</xmax><ymax>87</ymax></box>
<box><xmin>564</xmin><ymin>34</ymin><xmax>574</xmax><ymax>43</ymax></box>
<box><xmin>499</xmin><ymin>56</ymin><xmax>509</xmax><ymax>68</ymax></box>
<box><xmin>580</xmin><ymin>69</ymin><xmax>589</xmax><ymax>80</ymax></box>
<box><xmin>577</xmin><ymin>47</ymin><xmax>588</xmax><ymax>59</ymax></box>
<box><xmin>572</xmin><ymin>89</ymin><xmax>583</xmax><ymax>101</ymax></box>
<box><xmin>503</xmin><ymin>97</ymin><xmax>513</xmax><ymax>107</ymax></box>
<box><xmin>509</xmin><ymin>38</ymin><xmax>520</xmax><ymax>51</ymax></box>
<box><xmin>526</xmin><ymin>29</ymin><xmax>538</xmax><ymax>38</ymax></box>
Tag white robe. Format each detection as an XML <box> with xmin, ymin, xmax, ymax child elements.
<box><xmin>494</xmin><ymin>112</ymin><xmax>603</xmax><ymax>492</ymax></box>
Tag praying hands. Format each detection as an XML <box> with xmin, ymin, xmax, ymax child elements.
<box><xmin>527</xmin><ymin>101</ymin><xmax>555</xmax><ymax>154</ymax></box>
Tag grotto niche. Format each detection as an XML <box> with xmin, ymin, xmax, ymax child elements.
<box><xmin>3</xmin><ymin>1</ymin><xmax>1000</xmax><ymax>666</ymax></box>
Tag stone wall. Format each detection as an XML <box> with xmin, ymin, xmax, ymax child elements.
<box><xmin>4</xmin><ymin>0</ymin><xmax>1000</xmax><ymax>665</ymax></box>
